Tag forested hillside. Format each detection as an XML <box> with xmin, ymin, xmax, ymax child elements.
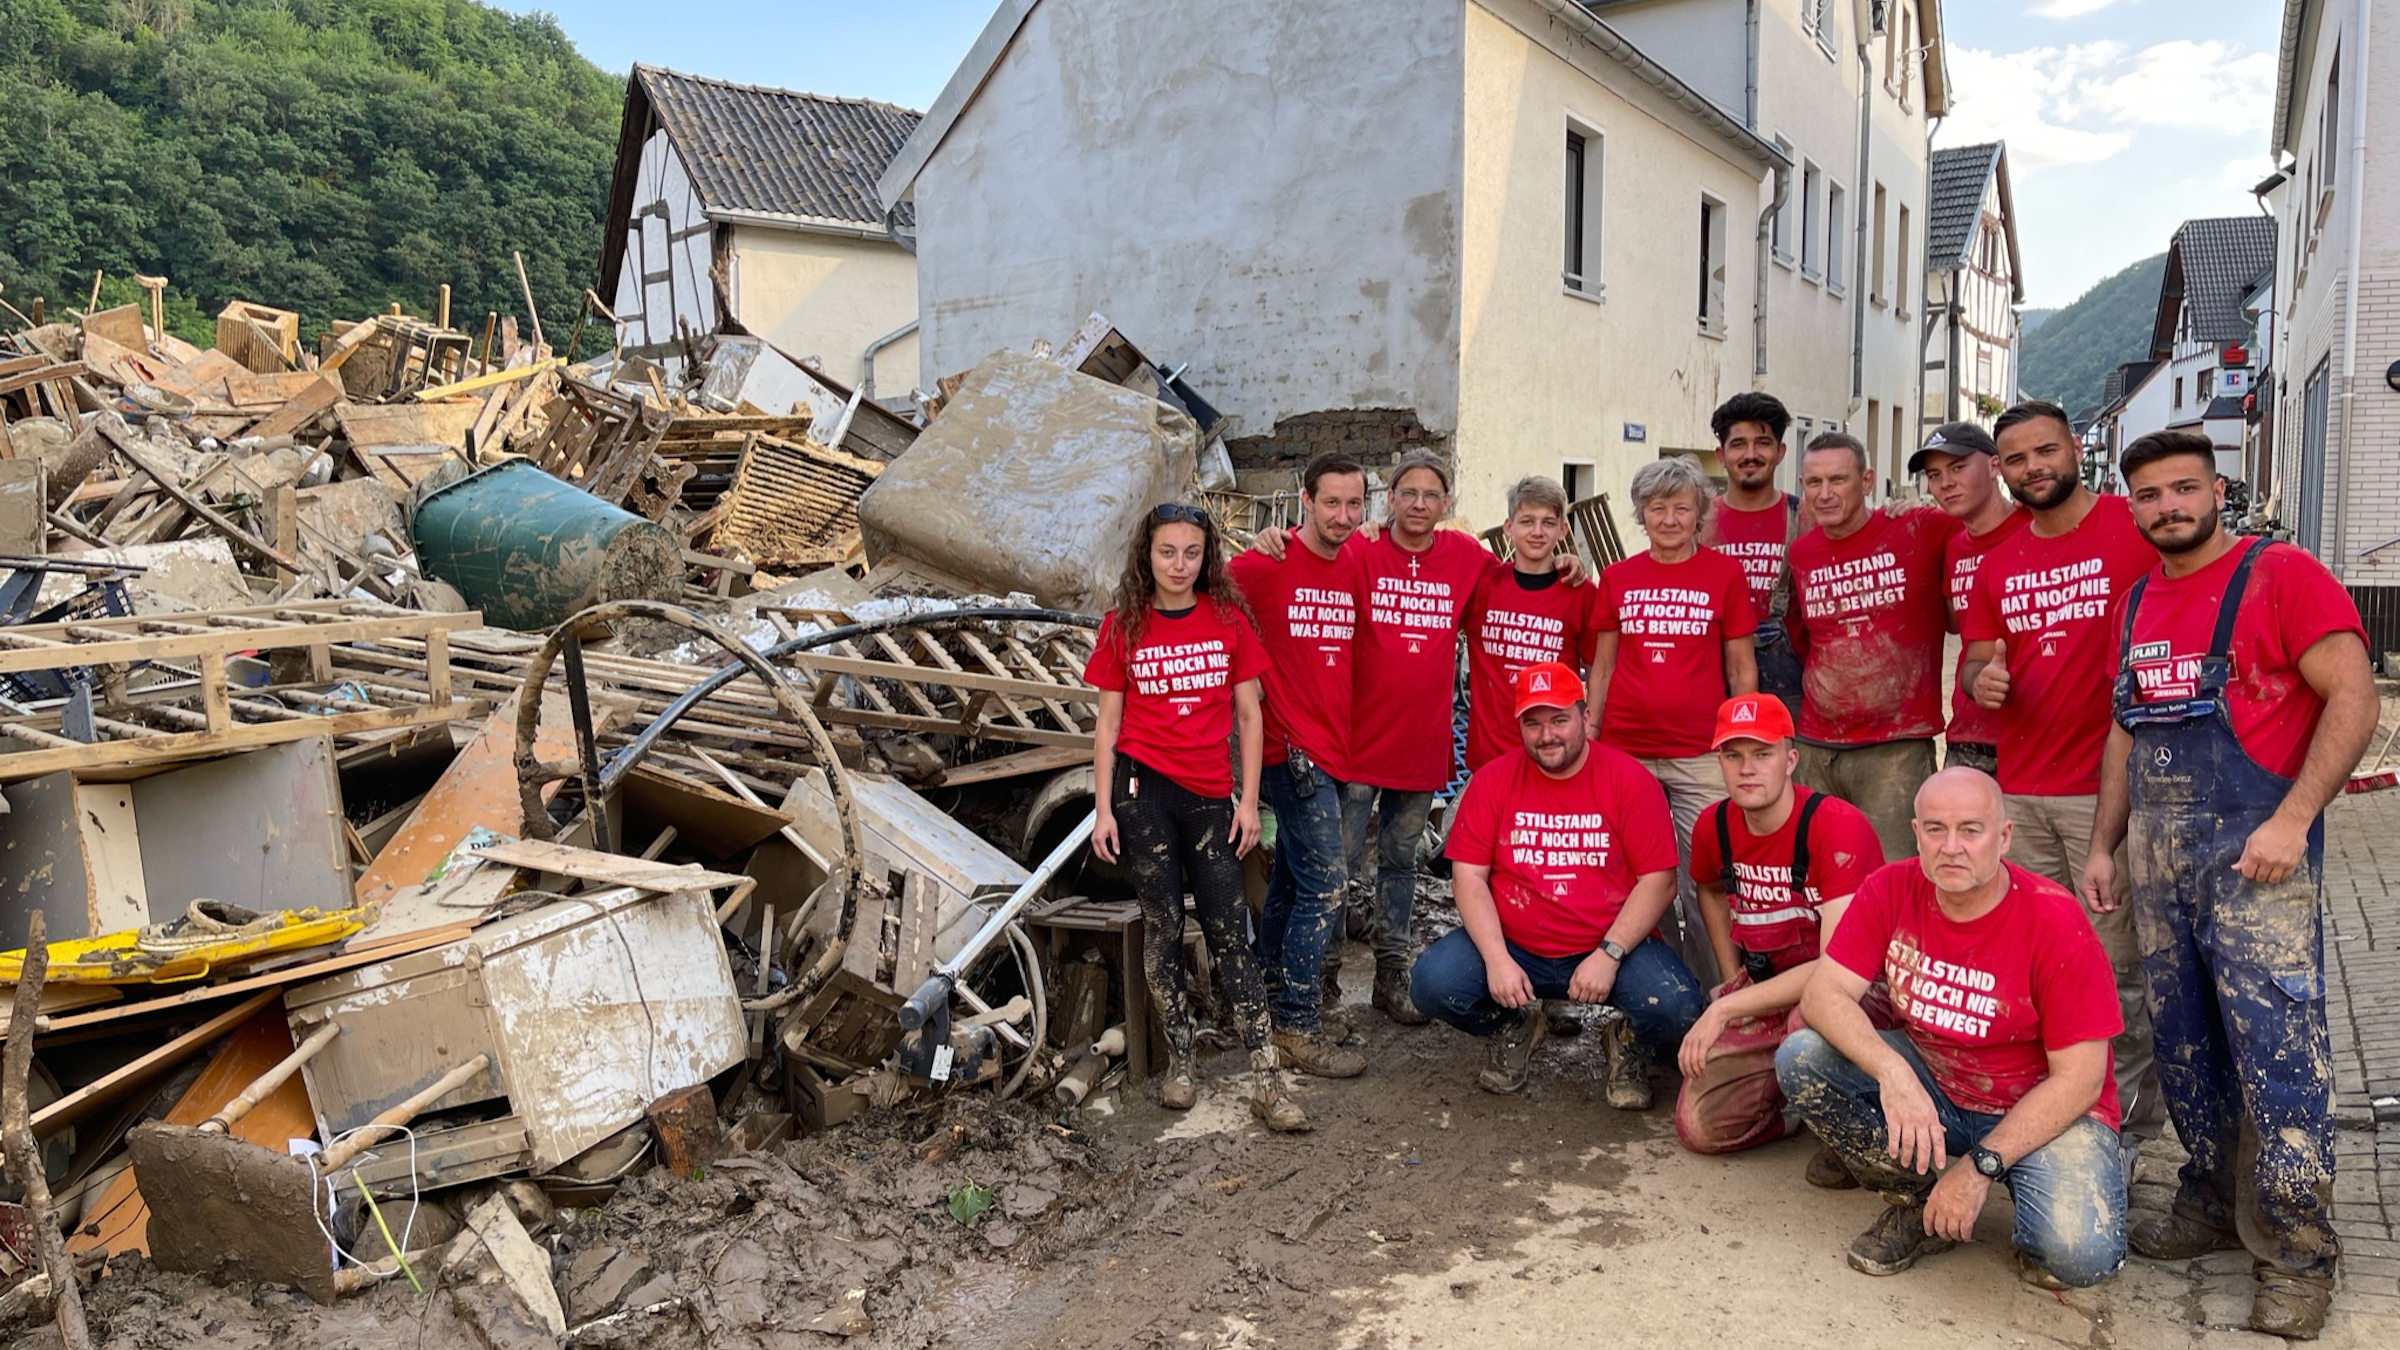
<box><xmin>0</xmin><ymin>0</ymin><xmax>619</xmax><ymax>346</ymax></box>
<box><xmin>2017</xmin><ymin>252</ymin><xmax>2167</xmax><ymax>416</ymax></box>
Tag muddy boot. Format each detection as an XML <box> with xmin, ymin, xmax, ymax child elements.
<box><xmin>1272</xmin><ymin>1025</ymin><xmax>1365</xmax><ymax>1079</ymax></box>
<box><xmin>1372</xmin><ymin>962</ymin><xmax>1429</xmax><ymax>1027</ymax></box>
<box><xmin>1805</xmin><ymin>1142</ymin><xmax>1861</xmax><ymax>1190</ymax></box>
<box><xmin>1543</xmin><ymin>999</ymin><xmax>1584</xmax><ymax>1037</ymax></box>
<box><xmin>2251</xmin><ymin>1271</ymin><xmax>2334</xmax><ymax>1340</ymax></box>
<box><xmin>1246</xmin><ymin>1051</ymin><xmax>1312</xmax><ymax>1133</ymax></box>
<box><xmin>2129</xmin><ymin>1210</ymin><xmax>2243</xmax><ymax>1260</ymax></box>
<box><xmin>1477</xmin><ymin>1007</ymin><xmax>1548</xmax><ymax>1094</ymax></box>
<box><xmin>1158</xmin><ymin>1044</ymin><xmax>1198</xmax><ymax>1111</ymax></box>
<box><xmin>1595</xmin><ymin>1006</ymin><xmax>1651</xmax><ymax>1111</ymax></box>
<box><xmin>1846</xmin><ymin>1199</ymin><xmax>1955</xmax><ymax>1277</ymax></box>
<box><xmin>2014</xmin><ymin>1249</ymin><xmax>2069</xmax><ymax>1291</ymax></box>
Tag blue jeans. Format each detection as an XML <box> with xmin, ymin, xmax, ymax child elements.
<box><xmin>1340</xmin><ymin>783</ymin><xmax>1434</xmax><ymax>968</ymax></box>
<box><xmin>1408</xmin><ymin>927</ymin><xmax>1704</xmax><ymax>1049</ymax></box>
<box><xmin>1776</xmin><ymin>1028</ymin><xmax>2128</xmax><ymax>1288</ymax></box>
<box><xmin>1259</xmin><ymin>755</ymin><xmax>1347</xmax><ymax>1032</ymax></box>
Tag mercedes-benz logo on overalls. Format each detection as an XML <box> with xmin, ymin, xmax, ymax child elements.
<box><xmin>2154</xmin><ymin>747</ymin><xmax>2174</xmax><ymax>768</ymax></box>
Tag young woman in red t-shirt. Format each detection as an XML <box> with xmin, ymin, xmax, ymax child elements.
<box><xmin>1084</xmin><ymin>503</ymin><xmax>1307</xmax><ymax>1131</ymax></box>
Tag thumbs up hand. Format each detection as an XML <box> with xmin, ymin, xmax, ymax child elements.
<box><xmin>1972</xmin><ymin>639</ymin><xmax>2011</xmax><ymax>711</ymax></box>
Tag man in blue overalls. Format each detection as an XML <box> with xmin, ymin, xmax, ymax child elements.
<box><xmin>2083</xmin><ymin>430</ymin><xmax>2379</xmax><ymax>1340</ymax></box>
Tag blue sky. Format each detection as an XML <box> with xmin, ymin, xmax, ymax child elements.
<box><xmin>515</xmin><ymin>0</ymin><xmax>2280</xmax><ymax>309</ymax></box>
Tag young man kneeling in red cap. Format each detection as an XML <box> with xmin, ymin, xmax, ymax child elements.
<box><xmin>1410</xmin><ymin>662</ymin><xmax>1705</xmax><ymax>1107</ymax></box>
<box><xmin>1674</xmin><ymin>694</ymin><xmax>1889</xmax><ymax>1185</ymax></box>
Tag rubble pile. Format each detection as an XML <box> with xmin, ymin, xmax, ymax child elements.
<box><xmin>0</xmin><ymin>291</ymin><xmax>1292</xmax><ymax>1344</ymax></box>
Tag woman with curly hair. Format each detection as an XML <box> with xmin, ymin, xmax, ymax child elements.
<box><xmin>1084</xmin><ymin>502</ymin><xmax>1307</xmax><ymax>1131</ymax></box>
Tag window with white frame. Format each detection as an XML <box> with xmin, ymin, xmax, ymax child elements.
<box><xmin>1801</xmin><ymin>161</ymin><xmax>1822</xmax><ymax>279</ymax></box>
<box><xmin>1699</xmin><ymin>195</ymin><xmax>1728</xmax><ymax>332</ymax></box>
<box><xmin>1826</xmin><ymin>181</ymin><xmax>1848</xmax><ymax>293</ymax></box>
<box><xmin>1871</xmin><ymin>182</ymin><xmax>1888</xmax><ymax>303</ymax></box>
<box><xmin>1772</xmin><ymin>137</ymin><xmax>1795</xmax><ymax>264</ymax></box>
<box><xmin>1564</xmin><ymin>125</ymin><xmax>1604</xmax><ymax>296</ymax></box>
<box><xmin>1896</xmin><ymin>203</ymin><xmax>1912</xmax><ymax>313</ymax></box>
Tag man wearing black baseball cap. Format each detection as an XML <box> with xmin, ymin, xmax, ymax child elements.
<box><xmin>1910</xmin><ymin>423</ymin><xmax>2024</xmax><ymax>778</ymax></box>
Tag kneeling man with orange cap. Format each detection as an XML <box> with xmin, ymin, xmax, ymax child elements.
<box><xmin>1410</xmin><ymin>662</ymin><xmax>1705</xmax><ymax>1107</ymax></box>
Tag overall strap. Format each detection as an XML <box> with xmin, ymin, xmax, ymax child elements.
<box><xmin>2206</xmin><ymin>538</ymin><xmax>2275</xmax><ymax>662</ymax></box>
<box><xmin>2116</xmin><ymin>573</ymin><xmax>2153</xmax><ymax>667</ymax></box>
<box><xmin>1714</xmin><ymin>801</ymin><xmax>1737</xmax><ymax>894</ymax></box>
<box><xmin>1790</xmin><ymin>790</ymin><xmax>1827</xmax><ymax>896</ymax></box>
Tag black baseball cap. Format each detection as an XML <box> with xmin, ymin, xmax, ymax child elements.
<box><xmin>1907</xmin><ymin>422</ymin><xmax>1998</xmax><ymax>475</ymax></box>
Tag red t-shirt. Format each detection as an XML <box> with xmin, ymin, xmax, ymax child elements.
<box><xmin>1942</xmin><ymin>509</ymin><xmax>2031</xmax><ymax>749</ymax></box>
<box><xmin>1702</xmin><ymin>496</ymin><xmax>1794</xmax><ymax>622</ymax></box>
<box><xmin>1592</xmin><ymin>548</ymin><xmax>1758</xmax><ymax>759</ymax></box>
<box><xmin>2107</xmin><ymin>540</ymin><xmax>2367</xmax><ymax>780</ymax></box>
<box><xmin>1961</xmin><ymin>496</ymin><xmax>2154</xmax><ymax>796</ymax></box>
<box><xmin>1786</xmin><ymin>507</ymin><xmax>1961</xmax><ymax>745</ymax></box>
<box><xmin>1229</xmin><ymin>543</ymin><xmax>1366</xmax><ymax>777</ymax></box>
<box><xmin>1826</xmin><ymin>860</ymin><xmax>2122</xmax><ymax>1128</ymax></box>
<box><xmin>1083</xmin><ymin>603</ymin><xmax>1268</xmax><ymax>799</ymax></box>
<box><xmin>1346</xmin><ymin>530</ymin><xmax>1501</xmax><ymax>791</ymax></box>
<box><xmin>1464</xmin><ymin>567</ymin><xmax>1595</xmax><ymax>771</ymax></box>
<box><xmin>1688</xmin><ymin>788</ymin><xmax>1886</xmax><ymax>956</ymax></box>
<box><xmin>1443</xmin><ymin>744</ymin><xmax>1681</xmax><ymax>958</ymax></box>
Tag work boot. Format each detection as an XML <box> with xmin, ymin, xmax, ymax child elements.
<box><xmin>1845</xmin><ymin>1200</ymin><xmax>1956</xmax><ymax>1277</ymax></box>
<box><xmin>1477</xmin><ymin>1007</ymin><xmax>1548</xmax><ymax>1094</ymax></box>
<box><xmin>1805</xmin><ymin>1142</ymin><xmax>1861</xmax><ymax>1190</ymax></box>
<box><xmin>1596</xmin><ymin>1006</ymin><xmax>1651</xmax><ymax>1111</ymax></box>
<box><xmin>1272</xmin><ymin>1025</ymin><xmax>1365</xmax><ymax>1079</ymax></box>
<box><xmin>1247</xmin><ymin>1051</ymin><xmax>1312</xmax><ymax>1133</ymax></box>
<box><xmin>1543</xmin><ymin>999</ymin><xmax>1584</xmax><ymax>1037</ymax></box>
<box><xmin>1372</xmin><ymin>962</ymin><xmax>1429</xmax><ymax>1026</ymax></box>
<box><xmin>1158</xmin><ymin>1045</ymin><xmax>1198</xmax><ymax>1111</ymax></box>
<box><xmin>2251</xmin><ymin>1271</ymin><xmax>2334</xmax><ymax>1340</ymax></box>
<box><xmin>2130</xmin><ymin>1210</ymin><xmax>2243</xmax><ymax>1260</ymax></box>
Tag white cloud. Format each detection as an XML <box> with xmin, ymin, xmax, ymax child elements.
<box><xmin>1941</xmin><ymin>39</ymin><xmax>2274</xmax><ymax>169</ymax></box>
<box><xmin>2028</xmin><ymin>0</ymin><xmax>2127</xmax><ymax>17</ymax></box>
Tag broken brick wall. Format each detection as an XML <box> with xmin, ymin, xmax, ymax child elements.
<box><xmin>1223</xmin><ymin>408</ymin><xmax>1453</xmax><ymax>486</ymax></box>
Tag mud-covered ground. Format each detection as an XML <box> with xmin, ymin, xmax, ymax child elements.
<box><xmin>15</xmin><ymin>882</ymin><xmax>2396</xmax><ymax>1349</ymax></box>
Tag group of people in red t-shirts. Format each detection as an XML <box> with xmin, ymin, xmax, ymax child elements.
<box><xmin>1082</xmin><ymin>400</ymin><xmax>2377</xmax><ymax>1337</ymax></box>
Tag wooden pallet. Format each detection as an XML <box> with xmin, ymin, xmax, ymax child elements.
<box><xmin>710</xmin><ymin>433</ymin><xmax>879</xmax><ymax>569</ymax></box>
<box><xmin>778</xmin><ymin>870</ymin><xmax>939</xmax><ymax>1076</ymax></box>
<box><xmin>0</xmin><ymin>601</ymin><xmax>485</xmax><ymax>779</ymax></box>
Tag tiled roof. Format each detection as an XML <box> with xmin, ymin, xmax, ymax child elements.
<box><xmin>2202</xmin><ymin>394</ymin><xmax>2248</xmax><ymax>420</ymax></box>
<box><xmin>2103</xmin><ymin>359</ymin><xmax>2161</xmax><ymax>409</ymax></box>
<box><xmin>635</xmin><ymin>65</ymin><xmax>921</xmax><ymax>228</ymax></box>
<box><xmin>2151</xmin><ymin>216</ymin><xmax>2277</xmax><ymax>355</ymax></box>
<box><xmin>1927</xmin><ymin>143</ymin><xmax>2001</xmax><ymax>270</ymax></box>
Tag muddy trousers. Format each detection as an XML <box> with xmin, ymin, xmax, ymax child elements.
<box><xmin>1776</xmin><ymin>1029</ymin><xmax>2128</xmax><ymax>1288</ymax></box>
<box><xmin>1111</xmin><ymin>757</ymin><xmax>1272</xmax><ymax>1058</ymax></box>
<box><xmin>1339</xmin><ymin>784</ymin><xmax>1434</xmax><ymax>969</ymax></box>
<box><xmin>1409</xmin><ymin>929</ymin><xmax>1703</xmax><ymax>1050</ymax></box>
<box><xmin>1258</xmin><ymin>754</ymin><xmax>1348</xmax><ymax>1034</ymax></box>
<box><xmin>1636</xmin><ymin>753</ymin><xmax>1727</xmax><ymax>988</ymax></box>
<box><xmin>2005</xmin><ymin>792</ymin><xmax>2161</xmax><ymax>1141</ymax></box>
<box><xmin>2128</xmin><ymin>804</ymin><xmax>2339</xmax><ymax>1280</ymax></box>
<box><xmin>1794</xmin><ymin>738</ymin><xmax>1936</xmax><ymax>864</ymax></box>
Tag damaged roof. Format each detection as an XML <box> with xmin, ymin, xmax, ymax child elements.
<box><xmin>2149</xmin><ymin>216</ymin><xmax>2277</xmax><ymax>357</ymax></box>
<box><xmin>600</xmin><ymin>66</ymin><xmax>921</xmax><ymax>291</ymax></box>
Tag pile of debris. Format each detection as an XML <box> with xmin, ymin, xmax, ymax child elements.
<box><xmin>0</xmin><ymin>290</ymin><xmax>1307</xmax><ymax>1342</ymax></box>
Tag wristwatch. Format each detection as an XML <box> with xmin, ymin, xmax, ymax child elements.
<box><xmin>1968</xmin><ymin>1146</ymin><xmax>2008</xmax><ymax>1181</ymax></box>
<box><xmin>1597</xmin><ymin>939</ymin><xmax>1630</xmax><ymax>963</ymax></box>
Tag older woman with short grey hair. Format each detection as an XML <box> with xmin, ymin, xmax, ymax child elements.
<box><xmin>1589</xmin><ymin>455</ymin><xmax>1759</xmax><ymax>992</ymax></box>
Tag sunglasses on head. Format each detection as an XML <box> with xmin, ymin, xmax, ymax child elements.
<box><xmin>1151</xmin><ymin>503</ymin><xmax>1209</xmax><ymax>526</ymax></box>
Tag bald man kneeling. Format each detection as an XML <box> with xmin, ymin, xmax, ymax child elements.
<box><xmin>1776</xmin><ymin>768</ymin><xmax>2128</xmax><ymax>1289</ymax></box>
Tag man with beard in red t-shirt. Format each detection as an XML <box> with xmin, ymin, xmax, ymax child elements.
<box><xmin>1784</xmin><ymin>431</ymin><xmax>1961</xmax><ymax>859</ymax></box>
<box><xmin>2082</xmin><ymin>430</ymin><xmax>2377</xmax><ymax>1339</ymax></box>
<box><xmin>1959</xmin><ymin>400</ymin><xmax>2162</xmax><ymax>1144</ymax></box>
<box><xmin>1414</xmin><ymin>663</ymin><xmax>1703</xmax><ymax>1108</ymax></box>
<box><xmin>1912</xmin><ymin>422</ymin><xmax>2025</xmax><ymax>776</ymax></box>
<box><xmin>1699</xmin><ymin>392</ymin><xmax>1804</xmax><ymax>719</ymax></box>
<box><xmin>1779</xmin><ymin>768</ymin><xmax>2126</xmax><ymax>1290</ymax></box>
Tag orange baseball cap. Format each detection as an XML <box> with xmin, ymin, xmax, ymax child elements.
<box><xmin>1710</xmin><ymin>693</ymin><xmax>1795</xmax><ymax>748</ymax></box>
<box><xmin>1512</xmin><ymin>662</ymin><xmax>1585</xmax><ymax>717</ymax></box>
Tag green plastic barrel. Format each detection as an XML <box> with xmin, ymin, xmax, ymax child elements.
<box><xmin>410</xmin><ymin>459</ymin><xmax>681</xmax><ymax>631</ymax></box>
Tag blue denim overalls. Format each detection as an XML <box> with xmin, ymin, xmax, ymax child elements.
<box><xmin>2113</xmin><ymin>537</ymin><xmax>2338</xmax><ymax>1278</ymax></box>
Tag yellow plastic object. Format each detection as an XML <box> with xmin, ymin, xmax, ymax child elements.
<box><xmin>0</xmin><ymin>907</ymin><xmax>370</xmax><ymax>985</ymax></box>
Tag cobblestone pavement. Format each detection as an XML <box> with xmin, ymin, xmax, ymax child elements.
<box><xmin>2321</xmin><ymin>789</ymin><xmax>2400</xmax><ymax>1324</ymax></box>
